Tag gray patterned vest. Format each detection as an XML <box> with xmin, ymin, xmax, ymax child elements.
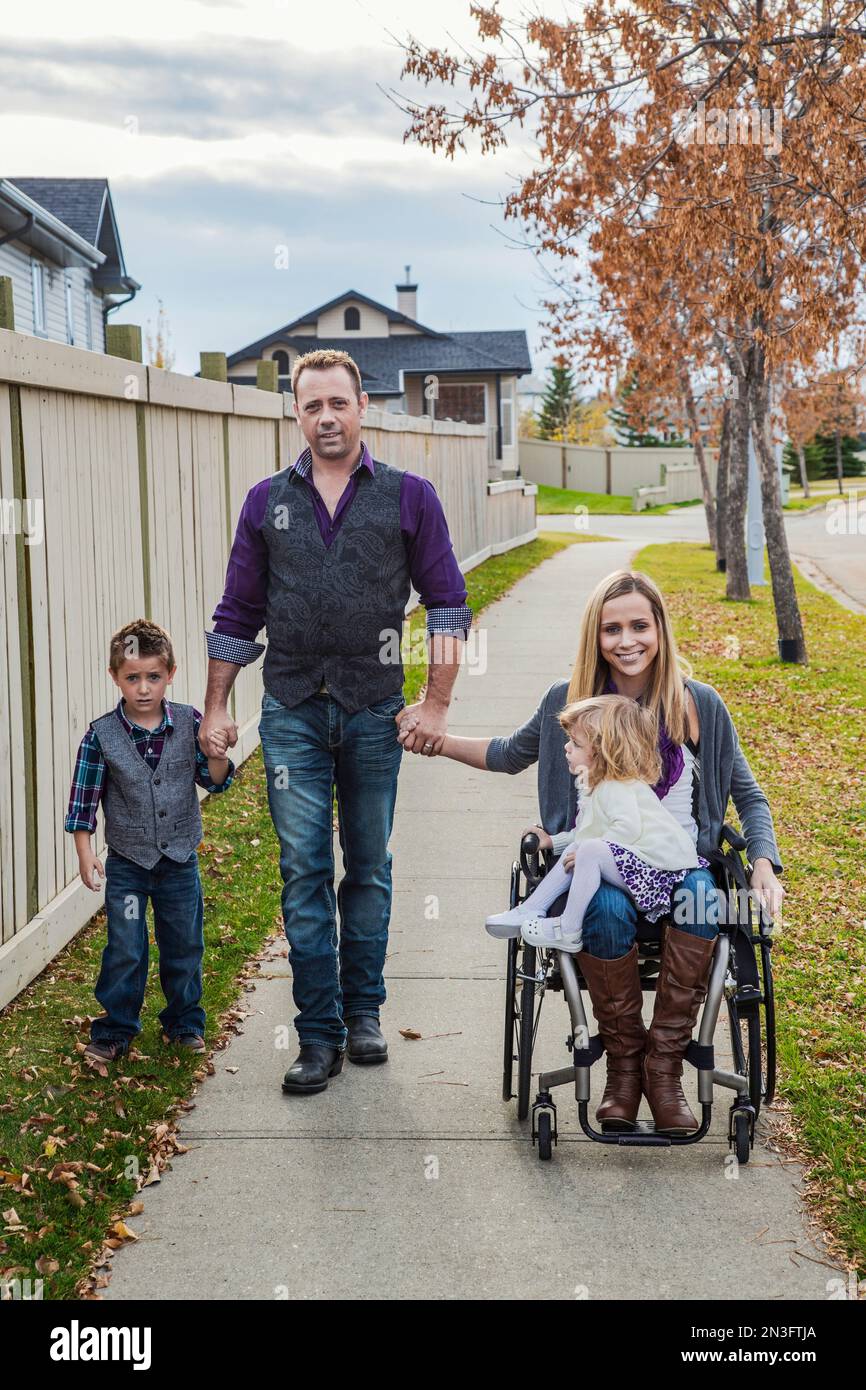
<box><xmin>261</xmin><ymin>459</ymin><xmax>410</xmax><ymax>713</ymax></box>
<box><xmin>91</xmin><ymin>703</ymin><xmax>203</xmax><ymax>870</ymax></box>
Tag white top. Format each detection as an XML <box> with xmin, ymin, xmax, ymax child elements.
<box><xmin>557</xmin><ymin>777</ymin><xmax>700</xmax><ymax>871</ymax></box>
<box><xmin>658</xmin><ymin>742</ymin><xmax>699</xmax><ymax>843</ymax></box>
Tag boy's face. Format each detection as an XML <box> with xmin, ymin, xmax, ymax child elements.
<box><xmin>110</xmin><ymin>656</ymin><xmax>176</xmax><ymax>718</ymax></box>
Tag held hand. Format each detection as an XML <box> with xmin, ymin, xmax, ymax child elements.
<box><xmin>750</xmin><ymin>858</ymin><xmax>785</xmax><ymax>926</ymax></box>
<box><xmin>79</xmin><ymin>853</ymin><xmax>105</xmax><ymax>892</ymax></box>
<box><xmin>561</xmin><ymin>845</ymin><xmax>576</xmax><ymax>871</ymax></box>
<box><xmin>200</xmin><ymin>708</ymin><xmax>238</xmax><ymax>758</ymax></box>
<box><xmin>395</xmin><ymin>699</ymin><xmax>447</xmax><ymax>756</ymax></box>
<box><xmin>524</xmin><ymin>824</ymin><xmax>553</xmax><ymax>852</ymax></box>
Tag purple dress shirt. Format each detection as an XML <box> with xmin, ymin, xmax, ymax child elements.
<box><xmin>206</xmin><ymin>441</ymin><xmax>472</xmax><ymax>666</ymax></box>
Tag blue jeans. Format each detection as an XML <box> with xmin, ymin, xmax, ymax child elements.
<box><xmin>258</xmin><ymin>688</ymin><xmax>405</xmax><ymax>1050</ymax></box>
<box><xmin>549</xmin><ymin>867</ymin><xmax>721</xmax><ymax>960</ymax></box>
<box><xmin>91</xmin><ymin>848</ymin><xmax>205</xmax><ymax>1043</ymax></box>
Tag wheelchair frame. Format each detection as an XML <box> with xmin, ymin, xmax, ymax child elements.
<box><xmin>501</xmin><ymin>825</ymin><xmax>777</xmax><ymax>1163</ymax></box>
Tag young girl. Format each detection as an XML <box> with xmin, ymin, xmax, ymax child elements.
<box><xmin>485</xmin><ymin>694</ymin><xmax>708</xmax><ymax>952</ymax></box>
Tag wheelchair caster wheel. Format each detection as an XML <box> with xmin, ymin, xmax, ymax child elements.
<box><xmin>729</xmin><ymin>1106</ymin><xmax>754</xmax><ymax>1165</ymax></box>
<box><xmin>532</xmin><ymin>1095</ymin><xmax>557</xmax><ymax>1160</ymax></box>
<box><xmin>536</xmin><ymin>1111</ymin><xmax>553</xmax><ymax>1160</ymax></box>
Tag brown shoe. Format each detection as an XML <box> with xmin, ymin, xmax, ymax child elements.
<box><xmin>642</xmin><ymin>925</ymin><xmax>717</xmax><ymax>1135</ymax></box>
<box><xmin>576</xmin><ymin>944</ymin><xmax>647</xmax><ymax>1131</ymax></box>
<box><xmin>162</xmin><ymin>1032</ymin><xmax>207</xmax><ymax>1053</ymax></box>
<box><xmin>84</xmin><ymin>1038</ymin><xmax>129</xmax><ymax>1064</ymax></box>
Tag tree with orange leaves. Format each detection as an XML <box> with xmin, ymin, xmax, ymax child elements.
<box><xmin>400</xmin><ymin>2</ymin><xmax>866</xmax><ymax>663</ymax></box>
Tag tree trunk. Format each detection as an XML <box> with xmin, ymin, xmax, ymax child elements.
<box><xmin>751</xmin><ymin>378</ymin><xmax>808</xmax><ymax>663</ymax></box>
<box><xmin>725</xmin><ymin>382</ymin><xmax>751</xmax><ymax>600</ymax></box>
<box><xmin>678</xmin><ymin>367</ymin><xmax>717</xmax><ymax>549</ymax></box>
<box><xmin>796</xmin><ymin>443</ymin><xmax>810</xmax><ymax>497</ymax></box>
<box><xmin>715</xmin><ymin>401</ymin><xmax>731</xmax><ymax>569</ymax></box>
<box><xmin>834</xmin><ymin>428</ymin><xmax>844</xmax><ymax>495</ymax></box>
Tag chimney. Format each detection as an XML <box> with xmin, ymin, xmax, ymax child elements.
<box><xmin>396</xmin><ymin>264</ymin><xmax>417</xmax><ymax>320</ymax></box>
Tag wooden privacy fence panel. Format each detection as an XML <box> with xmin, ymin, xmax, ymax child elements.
<box><xmin>0</xmin><ymin>328</ymin><xmax>536</xmax><ymax>1005</ymax></box>
<box><xmin>519</xmin><ymin>437</ymin><xmax>719</xmax><ymax>499</ymax></box>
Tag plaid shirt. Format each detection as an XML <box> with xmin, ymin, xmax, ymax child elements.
<box><xmin>65</xmin><ymin>699</ymin><xmax>234</xmax><ymax>835</ymax></box>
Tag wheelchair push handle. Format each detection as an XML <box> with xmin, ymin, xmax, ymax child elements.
<box><xmin>520</xmin><ymin>831</ymin><xmax>542</xmax><ymax>878</ymax></box>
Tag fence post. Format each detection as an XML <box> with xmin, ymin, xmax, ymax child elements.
<box><xmin>605</xmin><ymin>449</ymin><xmax>612</xmax><ymax>494</ymax></box>
<box><xmin>257</xmin><ymin>360</ymin><xmax>278</xmax><ymax>392</ymax></box>
<box><xmin>0</xmin><ymin>276</ymin><xmax>15</xmax><ymax>330</ymax></box>
<box><xmin>105</xmin><ymin>324</ymin><xmax>143</xmax><ymax>362</ymax></box>
<box><xmin>561</xmin><ymin>443</ymin><xmax>567</xmax><ymax>490</ymax></box>
<box><xmin>200</xmin><ymin>352</ymin><xmax>228</xmax><ymax>382</ymax></box>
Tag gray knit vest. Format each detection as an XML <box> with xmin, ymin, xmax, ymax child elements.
<box><xmin>261</xmin><ymin>459</ymin><xmax>410</xmax><ymax>714</ymax></box>
<box><xmin>91</xmin><ymin>703</ymin><xmax>203</xmax><ymax>870</ymax></box>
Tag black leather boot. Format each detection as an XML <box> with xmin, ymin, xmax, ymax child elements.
<box><xmin>281</xmin><ymin>1044</ymin><xmax>344</xmax><ymax>1094</ymax></box>
<box><xmin>346</xmin><ymin>1016</ymin><xmax>388</xmax><ymax>1065</ymax></box>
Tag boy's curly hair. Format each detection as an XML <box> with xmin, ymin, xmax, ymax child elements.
<box><xmin>558</xmin><ymin>694</ymin><xmax>661</xmax><ymax>791</ymax></box>
<box><xmin>109</xmin><ymin>618</ymin><xmax>175</xmax><ymax>674</ymax></box>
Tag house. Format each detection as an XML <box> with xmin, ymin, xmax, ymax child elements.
<box><xmin>0</xmin><ymin>178</ymin><xmax>139</xmax><ymax>351</ymax></box>
<box><xmin>224</xmin><ymin>272</ymin><xmax>532</xmax><ymax>475</ymax></box>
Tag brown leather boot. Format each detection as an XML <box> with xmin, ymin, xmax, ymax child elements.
<box><xmin>576</xmin><ymin>944</ymin><xmax>647</xmax><ymax>1131</ymax></box>
<box><xmin>642</xmin><ymin>925</ymin><xmax>717</xmax><ymax>1135</ymax></box>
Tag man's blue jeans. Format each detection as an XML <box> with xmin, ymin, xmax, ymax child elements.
<box><xmin>549</xmin><ymin>867</ymin><xmax>721</xmax><ymax>959</ymax></box>
<box><xmin>258</xmin><ymin>688</ymin><xmax>405</xmax><ymax>1050</ymax></box>
<box><xmin>91</xmin><ymin>848</ymin><xmax>205</xmax><ymax>1043</ymax></box>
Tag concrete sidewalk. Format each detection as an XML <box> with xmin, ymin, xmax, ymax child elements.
<box><xmin>104</xmin><ymin>538</ymin><xmax>841</xmax><ymax>1301</ymax></box>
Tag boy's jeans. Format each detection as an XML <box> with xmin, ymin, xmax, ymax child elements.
<box><xmin>258</xmin><ymin>688</ymin><xmax>404</xmax><ymax>1051</ymax></box>
<box><xmin>91</xmin><ymin>848</ymin><xmax>205</xmax><ymax>1043</ymax></box>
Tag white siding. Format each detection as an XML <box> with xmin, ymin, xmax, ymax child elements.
<box><xmin>0</xmin><ymin>241</ymin><xmax>104</xmax><ymax>349</ymax></box>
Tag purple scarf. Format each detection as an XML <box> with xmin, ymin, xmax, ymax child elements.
<box><xmin>602</xmin><ymin>676</ymin><xmax>684</xmax><ymax>800</ymax></box>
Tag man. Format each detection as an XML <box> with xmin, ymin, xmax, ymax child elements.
<box><xmin>199</xmin><ymin>349</ymin><xmax>470</xmax><ymax>1093</ymax></box>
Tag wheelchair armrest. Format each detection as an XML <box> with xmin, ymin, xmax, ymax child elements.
<box><xmin>720</xmin><ymin>824</ymin><xmax>747</xmax><ymax>853</ymax></box>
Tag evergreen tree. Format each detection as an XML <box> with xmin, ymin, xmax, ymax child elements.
<box><xmin>811</xmin><ymin>433</ymin><xmax>865</xmax><ymax>479</ymax></box>
<box><xmin>608</xmin><ymin>373</ymin><xmax>687</xmax><ymax>446</ymax></box>
<box><xmin>537</xmin><ymin>364</ymin><xmax>579</xmax><ymax>439</ymax></box>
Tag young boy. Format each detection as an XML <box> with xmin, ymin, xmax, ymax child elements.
<box><xmin>65</xmin><ymin>618</ymin><xmax>234</xmax><ymax>1063</ymax></box>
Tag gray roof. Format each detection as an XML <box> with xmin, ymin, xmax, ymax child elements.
<box><xmin>8</xmin><ymin>178</ymin><xmax>108</xmax><ymax>245</ymax></box>
<box><xmin>4</xmin><ymin>178</ymin><xmax>138</xmax><ymax>292</ymax></box>
<box><xmin>227</xmin><ymin>300</ymin><xmax>531</xmax><ymax>395</ymax></box>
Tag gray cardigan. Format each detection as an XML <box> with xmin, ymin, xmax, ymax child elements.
<box><xmin>485</xmin><ymin>678</ymin><xmax>782</xmax><ymax>872</ymax></box>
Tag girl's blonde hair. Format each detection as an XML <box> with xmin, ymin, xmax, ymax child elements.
<box><xmin>566</xmin><ymin>569</ymin><xmax>691</xmax><ymax>746</ymax></box>
<box><xmin>559</xmin><ymin>695</ymin><xmax>662</xmax><ymax>791</ymax></box>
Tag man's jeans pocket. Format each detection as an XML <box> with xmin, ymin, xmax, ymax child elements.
<box><xmin>364</xmin><ymin>693</ymin><xmax>406</xmax><ymax>721</ymax></box>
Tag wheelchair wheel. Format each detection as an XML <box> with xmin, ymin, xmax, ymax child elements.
<box><xmin>759</xmin><ymin>935</ymin><xmax>777</xmax><ymax>1106</ymax></box>
<box><xmin>536</xmin><ymin>1110</ymin><xmax>553</xmax><ymax>1161</ymax></box>
<box><xmin>516</xmin><ymin>943</ymin><xmax>537</xmax><ymax>1121</ymax></box>
<box><xmin>502</xmin><ymin>933</ymin><xmax>519</xmax><ymax>1103</ymax></box>
<box><xmin>727</xmin><ymin>997</ymin><xmax>764</xmax><ymax>1119</ymax></box>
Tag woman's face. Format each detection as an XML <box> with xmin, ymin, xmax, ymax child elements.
<box><xmin>599</xmin><ymin>592</ymin><xmax>659</xmax><ymax>684</ymax></box>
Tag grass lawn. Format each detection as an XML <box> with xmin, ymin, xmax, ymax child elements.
<box><xmin>635</xmin><ymin>541</ymin><xmax>866</xmax><ymax>1276</ymax></box>
<box><xmin>0</xmin><ymin>528</ymin><xmax>594</xmax><ymax>1300</ymax></box>
<box><xmin>536</xmin><ymin>483</ymin><xmax>699</xmax><ymax>515</ymax></box>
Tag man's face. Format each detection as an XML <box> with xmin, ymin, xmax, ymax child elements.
<box><xmin>293</xmin><ymin>365</ymin><xmax>368</xmax><ymax>462</ymax></box>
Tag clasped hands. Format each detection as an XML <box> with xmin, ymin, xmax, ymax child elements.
<box><xmin>395</xmin><ymin>700</ymin><xmax>448</xmax><ymax>756</ymax></box>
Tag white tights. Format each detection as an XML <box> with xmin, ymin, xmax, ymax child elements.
<box><xmin>519</xmin><ymin>838</ymin><xmax>630</xmax><ymax>938</ymax></box>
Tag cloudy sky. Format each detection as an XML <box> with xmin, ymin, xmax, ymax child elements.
<box><xmin>1</xmin><ymin>0</ymin><xmax>568</xmax><ymax>376</ymax></box>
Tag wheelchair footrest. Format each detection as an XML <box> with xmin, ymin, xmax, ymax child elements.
<box><xmin>684</xmin><ymin>1040</ymin><xmax>715</xmax><ymax>1070</ymax></box>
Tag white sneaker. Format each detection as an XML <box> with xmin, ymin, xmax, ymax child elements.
<box><xmin>485</xmin><ymin>906</ymin><xmax>546</xmax><ymax>939</ymax></box>
<box><xmin>519</xmin><ymin>915</ymin><xmax>582</xmax><ymax>953</ymax></box>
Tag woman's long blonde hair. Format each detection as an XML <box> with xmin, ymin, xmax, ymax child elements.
<box><xmin>559</xmin><ymin>695</ymin><xmax>662</xmax><ymax>791</ymax></box>
<box><xmin>567</xmin><ymin>570</ymin><xmax>691</xmax><ymax>746</ymax></box>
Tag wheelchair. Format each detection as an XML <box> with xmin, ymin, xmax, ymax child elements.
<box><xmin>501</xmin><ymin>826</ymin><xmax>777</xmax><ymax>1164</ymax></box>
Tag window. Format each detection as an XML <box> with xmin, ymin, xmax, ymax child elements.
<box><xmin>344</xmin><ymin>306</ymin><xmax>360</xmax><ymax>330</ymax></box>
<box><xmin>65</xmin><ymin>275</ymin><xmax>75</xmax><ymax>345</ymax></box>
<box><xmin>273</xmin><ymin>350</ymin><xmax>290</xmax><ymax>377</ymax></box>
<box><xmin>31</xmin><ymin>261</ymin><xmax>46</xmax><ymax>333</ymax></box>
<box><xmin>435</xmin><ymin>382</ymin><xmax>486</xmax><ymax>425</ymax></box>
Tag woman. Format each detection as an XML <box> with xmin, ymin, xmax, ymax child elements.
<box><xmin>398</xmin><ymin>569</ymin><xmax>784</xmax><ymax>1137</ymax></box>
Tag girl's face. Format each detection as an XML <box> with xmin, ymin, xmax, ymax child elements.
<box><xmin>599</xmin><ymin>592</ymin><xmax>659</xmax><ymax>685</ymax></box>
<box><xmin>564</xmin><ymin>724</ymin><xmax>594</xmax><ymax>777</ymax></box>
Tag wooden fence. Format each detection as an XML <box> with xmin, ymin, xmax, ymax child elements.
<box><xmin>519</xmin><ymin>437</ymin><xmax>718</xmax><ymax>499</ymax></box>
<box><xmin>0</xmin><ymin>326</ymin><xmax>536</xmax><ymax>1007</ymax></box>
